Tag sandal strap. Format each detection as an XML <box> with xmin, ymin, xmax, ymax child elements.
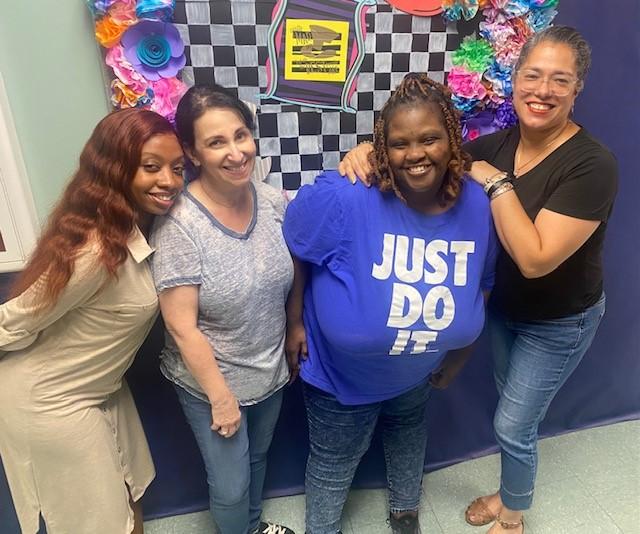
<box><xmin>496</xmin><ymin>514</ymin><xmax>524</xmax><ymax>530</ymax></box>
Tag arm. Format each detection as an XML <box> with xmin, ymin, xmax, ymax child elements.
<box><xmin>430</xmin><ymin>343</ymin><xmax>476</xmax><ymax>389</ymax></box>
<box><xmin>284</xmin><ymin>256</ymin><xmax>308</xmax><ymax>384</ymax></box>
<box><xmin>429</xmin><ymin>290</ymin><xmax>490</xmax><ymax>389</ymax></box>
<box><xmin>0</xmin><ymin>248</ymin><xmax>107</xmax><ymax>351</ymax></box>
<box><xmin>159</xmin><ymin>285</ymin><xmax>241</xmax><ymax>437</ymax></box>
<box><xmin>338</xmin><ymin>142</ymin><xmax>374</xmax><ymax>185</ymax></box>
<box><xmin>469</xmin><ymin>160</ymin><xmax>600</xmax><ymax>279</ymax></box>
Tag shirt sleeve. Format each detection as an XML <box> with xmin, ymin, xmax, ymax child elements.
<box><xmin>0</xmin><ymin>245</ymin><xmax>108</xmax><ymax>351</ymax></box>
<box><xmin>150</xmin><ymin>216</ymin><xmax>202</xmax><ymax>293</ymax></box>
<box><xmin>283</xmin><ymin>172</ymin><xmax>347</xmax><ymax>266</ymax></box>
<box><xmin>544</xmin><ymin>149</ymin><xmax>618</xmax><ymax>222</ymax></box>
<box><xmin>481</xmin><ymin>220</ymin><xmax>499</xmax><ymax>291</ymax></box>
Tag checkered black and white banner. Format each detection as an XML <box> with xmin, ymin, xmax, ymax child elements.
<box><xmin>173</xmin><ymin>0</ymin><xmax>460</xmax><ymax>190</ymax></box>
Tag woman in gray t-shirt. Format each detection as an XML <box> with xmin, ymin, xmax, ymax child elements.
<box><xmin>150</xmin><ymin>85</ymin><xmax>295</xmax><ymax>534</ymax></box>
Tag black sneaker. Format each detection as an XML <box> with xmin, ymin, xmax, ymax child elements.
<box><xmin>253</xmin><ymin>521</ymin><xmax>296</xmax><ymax>534</ymax></box>
<box><xmin>388</xmin><ymin>512</ymin><xmax>421</xmax><ymax>534</ymax></box>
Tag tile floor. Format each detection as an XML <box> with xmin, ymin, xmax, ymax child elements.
<box><xmin>144</xmin><ymin>419</ymin><xmax>640</xmax><ymax>534</ymax></box>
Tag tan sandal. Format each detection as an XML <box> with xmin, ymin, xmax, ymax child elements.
<box><xmin>495</xmin><ymin>514</ymin><xmax>524</xmax><ymax>532</ymax></box>
<box><xmin>465</xmin><ymin>496</ymin><xmax>498</xmax><ymax>526</ymax></box>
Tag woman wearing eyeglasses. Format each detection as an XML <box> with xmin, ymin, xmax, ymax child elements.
<box><xmin>339</xmin><ymin>26</ymin><xmax>617</xmax><ymax>534</ymax></box>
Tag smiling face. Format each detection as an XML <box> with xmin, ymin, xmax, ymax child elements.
<box><xmin>188</xmin><ymin>107</ymin><xmax>256</xmax><ymax>190</ymax></box>
<box><xmin>129</xmin><ymin>133</ymin><xmax>184</xmax><ymax>216</ymax></box>
<box><xmin>513</xmin><ymin>41</ymin><xmax>580</xmax><ymax>134</ymax></box>
<box><xmin>386</xmin><ymin>102</ymin><xmax>452</xmax><ymax>201</ymax></box>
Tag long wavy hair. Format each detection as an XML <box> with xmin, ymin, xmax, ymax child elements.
<box><xmin>10</xmin><ymin>108</ymin><xmax>177</xmax><ymax>309</ymax></box>
<box><xmin>371</xmin><ymin>72</ymin><xmax>471</xmax><ymax>207</ymax></box>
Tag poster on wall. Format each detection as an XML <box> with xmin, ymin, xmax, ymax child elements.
<box><xmin>261</xmin><ymin>0</ymin><xmax>376</xmax><ymax>112</ymax></box>
<box><xmin>0</xmin><ymin>72</ymin><xmax>39</xmax><ymax>273</ymax></box>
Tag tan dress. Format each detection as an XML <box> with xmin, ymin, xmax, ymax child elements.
<box><xmin>0</xmin><ymin>229</ymin><xmax>157</xmax><ymax>534</ymax></box>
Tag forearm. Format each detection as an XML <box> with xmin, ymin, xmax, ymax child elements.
<box><xmin>490</xmin><ymin>191</ymin><xmax>547</xmax><ymax>277</ymax></box>
<box><xmin>286</xmin><ymin>257</ymin><xmax>307</xmax><ymax>326</ymax></box>
<box><xmin>168</xmin><ymin>325</ymin><xmax>230</xmax><ymax>401</ymax></box>
<box><xmin>442</xmin><ymin>342</ymin><xmax>476</xmax><ymax>369</ymax></box>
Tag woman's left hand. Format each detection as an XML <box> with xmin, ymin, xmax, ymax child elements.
<box><xmin>429</xmin><ymin>344</ymin><xmax>475</xmax><ymax>389</ymax></box>
<box><xmin>429</xmin><ymin>361</ymin><xmax>463</xmax><ymax>389</ymax></box>
<box><xmin>285</xmin><ymin>321</ymin><xmax>308</xmax><ymax>384</ymax></box>
<box><xmin>468</xmin><ymin>160</ymin><xmax>502</xmax><ymax>186</ymax></box>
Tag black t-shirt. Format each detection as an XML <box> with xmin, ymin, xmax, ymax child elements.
<box><xmin>464</xmin><ymin>126</ymin><xmax>618</xmax><ymax>320</ymax></box>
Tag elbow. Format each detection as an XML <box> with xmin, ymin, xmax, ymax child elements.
<box><xmin>164</xmin><ymin>322</ymin><xmax>198</xmax><ymax>345</ymax></box>
<box><xmin>517</xmin><ymin>261</ymin><xmax>555</xmax><ymax>279</ymax></box>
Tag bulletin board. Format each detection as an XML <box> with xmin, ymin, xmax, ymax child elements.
<box><xmin>172</xmin><ymin>0</ymin><xmax>461</xmax><ymax>190</ymax></box>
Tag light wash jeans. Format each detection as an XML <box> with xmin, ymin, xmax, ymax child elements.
<box><xmin>174</xmin><ymin>385</ymin><xmax>283</xmax><ymax>534</ymax></box>
<box><xmin>303</xmin><ymin>380</ymin><xmax>432</xmax><ymax>534</ymax></box>
<box><xmin>489</xmin><ymin>293</ymin><xmax>606</xmax><ymax>510</ymax></box>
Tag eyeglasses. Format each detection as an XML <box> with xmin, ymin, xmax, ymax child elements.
<box><xmin>515</xmin><ymin>70</ymin><xmax>578</xmax><ymax>96</ymax></box>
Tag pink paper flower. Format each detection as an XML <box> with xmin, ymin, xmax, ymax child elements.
<box><xmin>109</xmin><ymin>0</ymin><xmax>136</xmax><ymax>25</ymax></box>
<box><xmin>105</xmin><ymin>44</ymin><xmax>149</xmax><ymax>94</ymax></box>
<box><xmin>447</xmin><ymin>66</ymin><xmax>488</xmax><ymax>100</ymax></box>
<box><xmin>150</xmin><ymin>78</ymin><xmax>188</xmax><ymax>122</ymax></box>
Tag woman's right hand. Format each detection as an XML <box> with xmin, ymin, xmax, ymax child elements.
<box><xmin>338</xmin><ymin>142</ymin><xmax>374</xmax><ymax>185</ymax></box>
<box><xmin>210</xmin><ymin>387</ymin><xmax>241</xmax><ymax>438</ymax></box>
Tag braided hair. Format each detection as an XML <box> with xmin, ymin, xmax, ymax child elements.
<box><xmin>371</xmin><ymin>72</ymin><xmax>471</xmax><ymax>207</ymax></box>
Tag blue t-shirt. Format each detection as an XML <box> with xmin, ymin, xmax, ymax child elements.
<box><xmin>283</xmin><ymin>171</ymin><xmax>498</xmax><ymax>405</ymax></box>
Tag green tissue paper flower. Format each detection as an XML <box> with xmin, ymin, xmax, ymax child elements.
<box><xmin>452</xmin><ymin>37</ymin><xmax>494</xmax><ymax>73</ymax></box>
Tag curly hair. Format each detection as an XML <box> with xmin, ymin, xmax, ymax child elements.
<box><xmin>10</xmin><ymin>108</ymin><xmax>177</xmax><ymax>309</ymax></box>
<box><xmin>371</xmin><ymin>72</ymin><xmax>471</xmax><ymax>207</ymax></box>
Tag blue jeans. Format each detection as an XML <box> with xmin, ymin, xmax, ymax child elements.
<box><xmin>303</xmin><ymin>380</ymin><xmax>432</xmax><ymax>534</ymax></box>
<box><xmin>489</xmin><ymin>293</ymin><xmax>606</xmax><ymax>510</ymax></box>
<box><xmin>174</xmin><ymin>385</ymin><xmax>284</xmax><ymax>534</ymax></box>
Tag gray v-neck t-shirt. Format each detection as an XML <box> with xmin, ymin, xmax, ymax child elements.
<box><xmin>150</xmin><ymin>181</ymin><xmax>293</xmax><ymax>405</ymax></box>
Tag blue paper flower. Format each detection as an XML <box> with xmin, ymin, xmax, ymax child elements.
<box><xmin>136</xmin><ymin>0</ymin><xmax>175</xmax><ymax>21</ymax></box>
<box><xmin>121</xmin><ymin>19</ymin><xmax>185</xmax><ymax>81</ymax></box>
<box><xmin>452</xmin><ymin>94</ymin><xmax>482</xmax><ymax>115</ymax></box>
<box><xmin>526</xmin><ymin>7</ymin><xmax>557</xmax><ymax>32</ymax></box>
<box><xmin>485</xmin><ymin>61</ymin><xmax>513</xmax><ymax>98</ymax></box>
<box><xmin>493</xmin><ymin>100</ymin><xmax>519</xmax><ymax>130</ymax></box>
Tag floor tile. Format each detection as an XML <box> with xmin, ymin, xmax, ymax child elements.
<box><xmin>144</xmin><ymin>421</ymin><xmax>640</xmax><ymax>534</ymax></box>
<box><xmin>144</xmin><ymin>510</ymin><xmax>216</xmax><ymax>534</ymax></box>
<box><xmin>524</xmin><ymin>475</ymin><xmax>623</xmax><ymax>534</ymax></box>
<box><xmin>262</xmin><ymin>494</ymin><xmax>306</xmax><ymax>534</ymax></box>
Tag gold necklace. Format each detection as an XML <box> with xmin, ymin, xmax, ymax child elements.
<box><xmin>514</xmin><ymin>121</ymin><xmax>570</xmax><ymax>177</ymax></box>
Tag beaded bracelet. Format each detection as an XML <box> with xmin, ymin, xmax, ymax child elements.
<box><xmin>490</xmin><ymin>181</ymin><xmax>514</xmax><ymax>201</ymax></box>
<box><xmin>485</xmin><ymin>175</ymin><xmax>513</xmax><ymax>198</ymax></box>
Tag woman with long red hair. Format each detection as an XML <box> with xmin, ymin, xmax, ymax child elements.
<box><xmin>0</xmin><ymin>108</ymin><xmax>184</xmax><ymax>534</ymax></box>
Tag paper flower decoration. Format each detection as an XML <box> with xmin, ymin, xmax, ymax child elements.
<box><xmin>95</xmin><ymin>14</ymin><xmax>135</xmax><ymax>47</ymax></box>
<box><xmin>121</xmin><ymin>20</ymin><xmax>185</xmax><ymax>81</ymax></box>
<box><xmin>110</xmin><ymin>79</ymin><xmax>153</xmax><ymax>108</ymax></box>
<box><xmin>105</xmin><ymin>44</ymin><xmax>150</xmax><ymax>93</ymax></box>
<box><xmin>448</xmin><ymin>67</ymin><xmax>488</xmax><ymax>100</ymax></box>
<box><xmin>88</xmin><ymin>0</ymin><xmax>187</xmax><ymax>122</ymax></box>
<box><xmin>86</xmin><ymin>0</ymin><xmax>120</xmax><ymax>17</ymax></box>
<box><xmin>442</xmin><ymin>0</ymin><xmax>559</xmax><ymax>140</ymax></box>
<box><xmin>149</xmin><ymin>78</ymin><xmax>188</xmax><ymax>122</ymax></box>
<box><xmin>136</xmin><ymin>0</ymin><xmax>175</xmax><ymax>21</ymax></box>
<box><xmin>452</xmin><ymin>37</ymin><xmax>494</xmax><ymax>72</ymax></box>
<box><xmin>109</xmin><ymin>0</ymin><xmax>137</xmax><ymax>25</ymax></box>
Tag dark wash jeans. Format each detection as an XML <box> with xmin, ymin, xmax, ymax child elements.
<box><xmin>303</xmin><ymin>380</ymin><xmax>432</xmax><ymax>534</ymax></box>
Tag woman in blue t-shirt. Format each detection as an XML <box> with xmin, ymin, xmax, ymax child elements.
<box><xmin>283</xmin><ymin>73</ymin><xmax>498</xmax><ymax>534</ymax></box>
<box><xmin>339</xmin><ymin>27</ymin><xmax>617</xmax><ymax>534</ymax></box>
